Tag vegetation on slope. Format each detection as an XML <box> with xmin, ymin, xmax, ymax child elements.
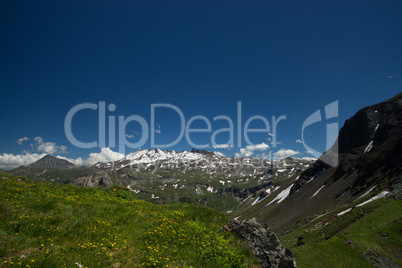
<box><xmin>0</xmin><ymin>174</ymin><xmax>258</xmax><ymax>268</ymax></box>
<box><xmin>281</xmin><ymin>198</ymin><xmax>402</xmax><ymax>267</ymax></box>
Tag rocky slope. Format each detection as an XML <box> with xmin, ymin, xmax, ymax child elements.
<box><xmin>232</xmin><ymin>92</ymin><xmax>402</xmax><ymax>233</ymax></box>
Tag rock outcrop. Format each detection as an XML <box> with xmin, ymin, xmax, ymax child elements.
<box><xmin>74</xmin><ymin>172</ymin><xmax>114</xmax><ymax>187</ymax></box>
<box><xmin>221</xmin><ymin>218</ymin><xmax>296</xmax><ymax>268</ymax></box>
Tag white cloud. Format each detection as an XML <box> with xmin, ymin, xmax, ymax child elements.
<box><xmin>86</xmin><ymin>147</ymin><xmax>124</xmax><ymax>165</ymax></box>
<box><xmin>33</xmin><ymin>136</ymin><xmax>67</xmax><ymax>154</ymax></box>
<box><xmin>301</xmin><ymin>157</ymin><xmax>317</xmax><ymax>161</ymax></box>
<box><xmin>0</xmin><ymin>148</ymin><xmax>125</xmax><ymax>169</ymax></box>
<box><xmin>17</xmin><ymin>137</ymin><xmax>30</xmax><ymax>145</ymax></box>
<box><xmin>0</xmin><ymin>153</ymin><xmax>47</xmax><ymax>169</ymax></box>
<box><xmin>212</xmin><ymin>144</ymin><xmax>232</xmax><ymax>149</ymax></box>
<box><xmin>306</xmin><ymin>150</ymin><xmax>314</xmax><ymax>155</ymax></box>
<box><xmin>56</xmin><ymin>156</ymin><xmax>85</xmax><ymax>166</ymax></box>
<box><xmin>154</xmin><ymin>123</ymin><xmax>161</xmax><ymax>134</ymax></box>
<box><xmin>274</xmin><ymin>149</ymin><xmax>300</xmax><ymax>160</ymax></box>
<box><xmin>296</xmin><ymin>139</ymin><xmax>303</xmax><ymax>144</ymax></box>
<box><xmin>388</xmin><ymin>74</ymin><xmax>397</xmax><ymax>79</ymax></box>
<box><xmin>250</xmin><ymin>143</ymin><xmax>270</xmax><ymax>151</ymax></box>
<box><xmin>125</xmin><ymin>134</ymin><xmax>134</xmax><ymax>139</ymax></box>
<box><xmin>237</xmin><ymin>142</ymin><xmax>270</xmax><ymax>157</ymax></box>
<box><xmin>237</xmin><ymin>148</ymin><xmax>253</xmax><ymax>157</ymax></box>
<box><xmin>58</xmin><ymin>147</ymin><xmax>124</xmax><ymax>166</ymax></box>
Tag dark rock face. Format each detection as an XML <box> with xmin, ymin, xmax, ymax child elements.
<box><xmin>290</xmin><ymin>92</ymin><xmax>402</xmax><ymax>198</ymax></box>
<box><xmin>28</xmin><ymin>155</ymin><xmax>75</xmax><ymax>169</ymax></box>
<box><xmin>221</xmin><ymin>218</ymin><xmax>296</xmax><ymax>268</ymax></box>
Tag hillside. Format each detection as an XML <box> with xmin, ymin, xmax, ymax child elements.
<box><xmin>282</xmin><ymin>198</ymin><xmax>402</xmax><ymax>267</ymax></box>
<box><xmin>0</xmin><ymin>174</ymin><xmax>259</xmax><ymax>267</ymax></box>
<box><xmin>8</xmin><ymin>151</ymin><xmax>314</xmax><ymax>212</ymax></box>
<box><xmin>227</xmin><ymin>93</ymin><xmax>402</xmax><ymax>266</ymax></box>
<box><xmin>232</xmin><ymin>93</ymin><xmax>402</xmax><ymax>232</ymax></box>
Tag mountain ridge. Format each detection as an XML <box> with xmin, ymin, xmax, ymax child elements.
<box><xmin>231</xmin><ymin>92</ymin><xmax>402</xmax><ymax>234</ymax></box>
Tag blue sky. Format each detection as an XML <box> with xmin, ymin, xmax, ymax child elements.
<box><xmin>0</xmin><ymin>0</ymin><xmax>401</xmax><ymax>168</ymax></box>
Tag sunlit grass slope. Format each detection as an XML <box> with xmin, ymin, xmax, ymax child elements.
<box><xmin>281</xmin><ymin>198</ymin><xmax>402</xmax><ymax>268</ymax></box>
<box><xmin>0</xmin><ymin>175</ymin><xmax>257</xmax><ymax>268</ymax></box>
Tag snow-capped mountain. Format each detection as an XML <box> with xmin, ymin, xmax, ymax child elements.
<box><xmin>93</xmin><ymin>148</ymin><xmax>226</xmax><ymax>170</ymax></box>
<box><xmin>125</xmin><ymin>148</ymin><xmax>205</xmax><ymax>163</ymax></box>
<box><xmin>9</xmin><ymin>147</ymin><xmax>315</xmax><ymax>212</ymax></box>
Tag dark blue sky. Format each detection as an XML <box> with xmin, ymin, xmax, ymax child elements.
<box><xmin>0</xmin><ymin>0</ymin><xmax>401</xmax><ymax>167</ymax></box>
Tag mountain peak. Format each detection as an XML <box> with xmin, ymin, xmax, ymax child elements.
<box><xmin>28</xmin><ymin>155</ymin><xmax>75</xmax><ymax>169</ymax></box>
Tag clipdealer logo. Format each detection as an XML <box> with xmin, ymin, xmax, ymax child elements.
<box><xmin>64</xmin><ymin>101</ymin><xmax>339</xmax><ymax>167</ymax></box>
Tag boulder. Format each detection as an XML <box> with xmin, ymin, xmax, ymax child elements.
<box><xmin>221</xmin><ymin>218</ymin><xmax>296</xmax><ymax>268</ymax></box>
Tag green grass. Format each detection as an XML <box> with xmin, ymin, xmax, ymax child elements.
<box><xmin>0</xmin><ymin>174</ymin><xmax>258</xmax><ymax>268</ymax></box>
<box><xmin>281</xmin><ymin>198</ymin><xmax>402</xmax><ymax>268</ymax></box>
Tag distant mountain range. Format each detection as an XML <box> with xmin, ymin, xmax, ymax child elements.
<box><xmin>8</xmin><ymin>146</ymin><xmax>314</xmax><ymax>211</ymax></box>
<box><xmin>6</xmin><ymin>93</ymin><xmax>402</xmax><ymax>230</ymax></box>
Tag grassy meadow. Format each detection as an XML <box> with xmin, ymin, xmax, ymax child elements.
<box><xmin>0</xmin><ymin>175</ymin><xmax>258</xmax><ymax>268</ymax></box>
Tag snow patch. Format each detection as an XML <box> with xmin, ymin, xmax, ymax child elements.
<box><xmin>310</xmin><ymin>185</ymin><xmax>325</xmax><ymax>199</ymax></box>
<box><xmin>356</xmin><ymin>191</ymin><xmax>389</xmax><ymax>207</ymax></box>
<box><xmin>337</xmin><ymin>208</ymin><xmax>352</xmax><ymax>216</ymax></box>
<box><xmin>214</xmin><ymin>152</ymin><xmax>225</xmax><ymax>157</ymax></box>
<box><xmin>337</xmin><ymin>191</ymin><xmax>389</xmax><ymax>217</ymax></box>
<box><xmin>364</xmin><ymin>141</ymin><xmax>373</xmax><ymax>153</ymax></box>
<box><xmin>266</xmin><ymin>184</ymin><xmax>294</xmax><ymax>206</ymax></box>
<box><xmin>355</xmin><ymin>185</ymin><xmax>377</xmax><ymax>201</ymax></box>
<box><xmin>251</xmin><ymin>196</ymin><xmax>266</xmax><ymax>206</ymax></box>
<box><xmin>127</xmin><ymin>185</ymin><xmax>140</xmax><ymax>193</ymax></box>
<box><xmin>124</xmin><ymin>149</ymin><xmax>204</xmax><ymax>166</ymax></box>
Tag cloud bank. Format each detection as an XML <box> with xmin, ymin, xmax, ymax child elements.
<box><xmin>236</xmin><ymin>142</ymin><xmax>270</xmax><ymax>157</ymax></box>
<box><xmin>0</xmin><ymin>153</ymin><xmax>47</xmax><ymax>169</ymax></box>
<box><xmin>0</xmin><ymin>148</ymin><xmax>124</xmax><ymax>169</ymax></box>
<box><xmin>212</xmin><ymin>144</ymin><xmax>232</xmax><ymax>149</ymax></box>
<box><xmin>274</xmin><ymin>149</ymin><xmax>300</xmax><ymax>160</ymax></box>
